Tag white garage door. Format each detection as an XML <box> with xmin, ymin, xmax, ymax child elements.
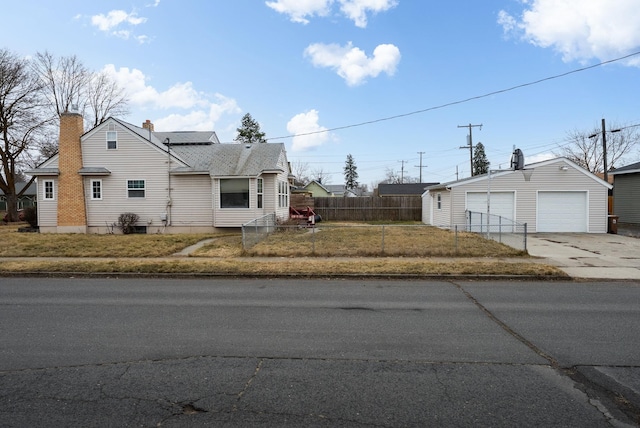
<box><xmin>466</xmin><ymin>192</ymin><xmax>515</xmax><ymax>232</ymax></box>
<box><xmin>537</xmin><ymin>191</ymin><xmax>587</xmax><ymax>232</ymax></box>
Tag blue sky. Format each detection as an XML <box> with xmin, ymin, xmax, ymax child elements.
<box><xmin>4</xmin><ymin>0</ymin><xmax>640</xmax><ymax>187</ymax></box>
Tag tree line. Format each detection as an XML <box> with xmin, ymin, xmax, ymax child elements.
<box><xmin>0</xmin><ymin>49</ymin><xmax>128</xmax><ymax>221</ymax></box>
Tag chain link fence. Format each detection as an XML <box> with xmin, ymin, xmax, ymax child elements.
<box><xmin>466</xmin><ymin>210</ymin><xmax>527</xmax><ymax>251</ymax></box>
<box><xmin>241</xmin><ymin>213</ymin><xmax>276</xmax><ymax>249</ymax></box>
<box><xmin>241</xmin><ymin>220</ymin><xmax>527</xmax><ymax>256</ymax></box>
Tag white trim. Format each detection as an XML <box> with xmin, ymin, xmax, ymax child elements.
<box><xmin>126</xmin><ymin>179</ymin><xmax>146</xmax><ymax>199</ymax></box>
<box><xmin>537</xmin><ymin>190</ymin><xmax>589</xmax><ymax>232</ymax></box>
<box><xmin>43</xmin><ymin>180</ymin><xmax>55</xmax><ymax>200</ymax></box>
<box><xmin>90</xmin><ymin>179</ymin><xmax>103</xmax><ymax>200</ymax></box>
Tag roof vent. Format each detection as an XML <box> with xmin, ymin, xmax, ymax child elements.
<box><xmin>245</xmin><ymin>144</ymin><xmax>251</xmax><ymax>149</ymax></box>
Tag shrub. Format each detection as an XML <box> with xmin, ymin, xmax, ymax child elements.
<box><xmin>118</xmin><ymin>212</ymin><xmax>139</xmax><ymax>234</ymax></box>
<box><xmin>23</xmin><ymin>207</ymin><xmax>38</xmax><ymax>228</ymax></box>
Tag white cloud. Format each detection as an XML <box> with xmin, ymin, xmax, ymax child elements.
<box><xmin>265</xmin><ymin>0</ymin><xmax>332</xmax><ymax>25</ymax></box>
<box><xmin>91</xmin><ymin>10</ymin><xmax>147</xmax><ymax>32</ymax></box>
<box><xmin>339</xmin><ymin>0</ymin><xmax>398</xmax><ymax>28</ymax></box>
<box><xmin>304</xmin><ymin>42</ymin><xmax>400</xmax><ymax>86</ymax></box>
<box><xmin>91</xmin><ymin>10</ymin><xmax>149</xmax><ymax>43</ymax></box>
<box><xmin>287</xmin><ymin>110</ymin><xmax>330</xmax><ymax>151</ymax></box>
<box><xmin>102</xmin><ymin>65</ymin><xmax>240</xmax><ymax>131</ymax></box>
<box><xmin>265</xmin><ymin>0</ymin><xmax>397</xmax><ymax>27</ymax></box>
<box><xmin>498</xmin><ymin>0</ymin><xmax>640</xmax><ymax>65</ymax></box>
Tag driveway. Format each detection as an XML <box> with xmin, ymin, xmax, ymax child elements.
<box><xmin>527</xmin><ymin>232</ymin><xmax>640</xmax><ymax>280</ymax></box>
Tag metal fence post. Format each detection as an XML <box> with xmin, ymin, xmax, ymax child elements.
<box><xmin>524</xmin><ymin>223</ymin><xmax>528</xmax><ymax>252</ymax></box>
<box><xmin>499</xmin><ymin>215</ymin><xmax>502</xmax><ymax>243</ymax></box>
<box><xmin>381</xmin><ymin>225</ymin><xmax>385</xmax><ymax>255</ymax></box>
<box><xmin>312</xmin><ymin>226</ymin><xmax>316</xmax><ymax>255</ymax></box>
<box><xmin>454</xmin><ymin>224</ymin><xmax>458</xmax><ymax>254</ymax></box>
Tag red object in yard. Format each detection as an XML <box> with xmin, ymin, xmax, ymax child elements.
<box><xmin>289</xmin><ymin>206</ymin><xmax>321</xmax><ymax>226</ymax></box>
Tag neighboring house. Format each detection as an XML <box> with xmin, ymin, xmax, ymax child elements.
<box><xmin>378</xmin><ymin>183</ymin><xmax>438</xmax><ymax>197</ymax></box>
<box><xmin>27</xmin><ymin>112</ymin><xmax>290</xmax><ymax>233</ymax></box>
<box><xmin>422</xmin><ymin>157</ymin><xmax>611</xmax><ymax>233</ymax></box>
<box><xmin>610</xmin><ymin>161</ymin><xmax>640</xmax><ymax>226</ymax></box>
<box><xmin>303</xmin><ymin>180</ymin><xmax>333</xmax><ymax>197</ymax></box>
<box><xmin>0</xmin><ymin>182</ymin><xmax>37</xmax><ymax>211</ymax></box>
<box><xmin>325</xmin><ymin>184</ymin><xmax>357</xmax><ymax>197</ymax></box>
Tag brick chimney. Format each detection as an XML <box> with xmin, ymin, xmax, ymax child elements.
<box><xmin>142</xmin><ymin>119</ymin><xmax>154</xmax><ymax>132</ymax></box>
<box><xmin>57</xmin><ymin>111</ymin><xmax>87</xmax><ymax>233</ymax></box>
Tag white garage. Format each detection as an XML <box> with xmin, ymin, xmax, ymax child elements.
<box><xmin>537</xmin><ymin>191</ymin><xmax>588</xmax><ymax>232</ymax></box>
<box><xmin>422</xmin><ymin>157</ymin><xmax>611</xmax><ymax>233</ymax></box>
<box><xmin>466</xmin><ymin>192</ymin><xmax>515</xmax><ymax>232</ymax></box>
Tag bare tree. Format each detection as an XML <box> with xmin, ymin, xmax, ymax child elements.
<box><xmin>0</xmin><ymin>49</ymin><xmax>48</xmax><ymax>221</ymax></box>
<box><xmin>86</xmin><ymin>70</ymin><xmax>129</xmax><ymax>128</ymax></box>
<box><xmin>290</xmin><ymin>159</ymin><xmax>311</xmax><ymax>186</ymax></box>
<box><xmin>310</xmin><ymin>167</ymin><xmax>331</xmax><ymax>184</ymax></box>
<box><xmin>33</xmin><ymin>51</ymin><xmax>129</xmax><ymax>129</ymax></box>
<box><xmin>33</xmin><ymin>51</ymin><xmax>88</xmax><ymax>118</ymax></box>
<box><xmin>556</xmin><ymin>123</ymin><xmax>639</xmax><ymax>173</ymax></box>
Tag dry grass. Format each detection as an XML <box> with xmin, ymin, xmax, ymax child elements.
<box><xmin>243</xmin><ymin>224</ymin><xmax>526</xmax><ymax>258</ymax></box>
<box><xmin>0</xmin><ymin>258</ymin><xmax>565</xmax><ymax>277</ymax></box>
<box><xmin>0</xmin><ymin>225</ymin><xmax>212</xmax><ymax>257</ymax></box>
<box><xmin>0</xmin><ymin>223</ymin><xmax>563</xmax><ymax>277</ymax></box>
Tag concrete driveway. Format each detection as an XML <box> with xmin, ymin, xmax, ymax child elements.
<box><xmin>527</xmin><ymin>232</ymin><xmax>640</xmax><ymax>280</ymax></box>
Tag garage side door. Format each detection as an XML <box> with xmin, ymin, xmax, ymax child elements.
<box><xmin>466</xmin><ymin>192</ymin><xmax>515</xmax><ymax>232</ymax></box>
<box><xmin>537</xmin><ymin>191</ymin><xmax>587</xmax><ymax>232</ymax></box>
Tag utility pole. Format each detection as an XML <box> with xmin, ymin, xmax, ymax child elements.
<box><xmin>589</xmin><ymin>118</ymin><xmax>621</xmax><ymax>184</ymax></box>
<box><xmin>415</xmin><ymin>152</ymin><xmax>426</xmax><ymax>182</ymax></box>
<box><xmin>398</xmin><ymin>160</ymin><xmax>407</xmax><ymax>184</ymax></box>
<box><xmin>458</xmin><ymin>123</ymin><xmax>482</xmax><ymax>176</ymax></box>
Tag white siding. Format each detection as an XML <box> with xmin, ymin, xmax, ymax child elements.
<box><xmin>421</xmin><ymin>191</ymin><xmax>431</xmax><ymax>224</ymax></box>
<box><xmin>170</xmin><ymin>175</ymin><xmax>213</xmax><ymax>227</ymax></box>
<box><xmin>37</xmin><ymin>178</ymin><xmax>58</xmax><ymax>230</ymax></box>
<box><xmin>448</xmin><ymin>161</ymin><xmax>608</xmax><ymax>233</ymax></box>
<box><xmin>83</xmin><ymin>123</ymin><xmax>172</xmax><ymax>228</ymax></box>
<box><xmin>431</xmin><ymin>190</ymin><xmax>452</xmax><ymax>226</ymax></box>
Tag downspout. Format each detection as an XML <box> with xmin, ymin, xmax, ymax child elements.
<box><xmin>165</xmin><ymin>138</ymin><xmax>172</xmax><ymax>227</ymax></box>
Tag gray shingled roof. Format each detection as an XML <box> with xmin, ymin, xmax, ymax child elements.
<box><xmin>170</xmin><ymin>143</ymin><xmax>286</xmax><ymax>176</ymax></box>
<box><xmin>610</xmin><ymin>161</ymin><xmax>640</xmax><ymax>175</ymax></box>
<box><xmin>113</xmin><ymin>118</ymin><xmax>284</xmax><ymax>176</ymax></box>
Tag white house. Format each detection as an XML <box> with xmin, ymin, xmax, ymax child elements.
<box><xmin>27</xmin><ymin>112</ymin><xmax>291</xmax><ymax>233</ymax></box>
<box><xmin>422</xmin><ymin>157</ymin><xmax>612</xmax><ymax>233</ymax></box>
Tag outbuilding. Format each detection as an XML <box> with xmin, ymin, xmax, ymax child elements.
<box><xmin>422</xmin><ymin>157</ymin><xmax>611</xmax><ymax>233</ymax></box>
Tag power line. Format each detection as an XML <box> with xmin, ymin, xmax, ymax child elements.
<box><xmin>266</xmin><ymin>51</ymin><xmax>640</xmax><ymax>141</ymax></box>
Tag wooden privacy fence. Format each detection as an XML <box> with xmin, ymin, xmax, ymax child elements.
<box><xmin>312</xmin><ymin>197</ymin><xmax>422</xmax><ymax>221</ymax></box>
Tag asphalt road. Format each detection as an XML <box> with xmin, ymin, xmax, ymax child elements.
<box><xmin>1</xmin><ymin>277</ymin><xmax>639</xmax><ymax>427</ymax></box>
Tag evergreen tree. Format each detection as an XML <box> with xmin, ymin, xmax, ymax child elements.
<box><xmin>343</xmin><ymin>154</ymin><xmax>359</xmax><ymax>190</ymax></box>
<box><xmin>472</xmin><ymin>142</ymin><xmax>489</xmax><ymax>176</ymax></box>
<box><xmin>235</xmin><ymin>113</ymin><xmax>266</xmax><ymax>144</ymax></box>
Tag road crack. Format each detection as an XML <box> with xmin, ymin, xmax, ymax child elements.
<box><xmin>232</xmin><ymin>358</ymin><xmax>263</xmax><ymax>412</ymax></box>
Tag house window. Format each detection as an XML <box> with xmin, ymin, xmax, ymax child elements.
<box><xmin>44</xmin><ymin>180</ymin><xmax>55</xmax><ymax>200</ymax></box>
<box><xmin>91</xmin><ymin>179</ymin><xmax>102</xmax><ymax>200</ymax></box>
<box><xmin>436</xmin><ymin>193</ymin><xmax>442</xmax><ymax>210</ymax></box>
<box><xmin>257</xmin><ymin>178</ymin><xmax>263</xmax><ymax>209</ymax></box>
<box><xmin>278</xmin><ymin>180</ymin><xmax>289</xmax><ymax>208</ymax></box>
<box><xmin>127</xmin><ymin>179</ymin><xmax>145</xmax><ymax>198</ymax></box>
<box><xmin>220</xmin><ymin>178</ymin><xmax>249</xmax><ymax>208</ymax></box>
<box><xmin>107</xmin><ymin>131</ymin><xmax>117</xmax><ymax>150</ymax></box>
